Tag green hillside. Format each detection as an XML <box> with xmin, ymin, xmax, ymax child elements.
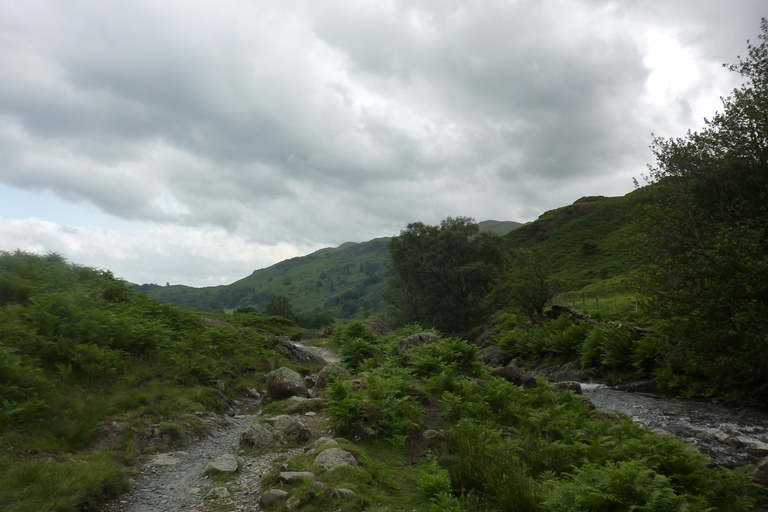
<box><xmin>140</xmin><ymin>222</ymin><xmax>523</xmax><ymax>320</ymax></box>
<box><xmin>505</xmin><ymin>190</ymin><xmax>644</xmax><ymax>291</ymax></box>
<box><xmin>140</xmin><ymin>193</ymin><xmax>642</xmax><ymax>321</ymax></box>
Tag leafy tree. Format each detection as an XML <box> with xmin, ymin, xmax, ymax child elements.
<box><xmin>264</xmin><ymin>294</ymin><xmax>298</xmax><ymax>323</ymax></box>
<box><xmin>636</xmin><ymin>19</ymin><xmax>768</xmax><ymax>392</ymax></box>
<box><xmin>385</xmin><ymin>217</ymin><xmax>505</xmax><ymax>335</ymax></box>
<box><xmin>493</xmin><ymin>249</ymin><xmax>558</xmax><ymax>321</ymax></box>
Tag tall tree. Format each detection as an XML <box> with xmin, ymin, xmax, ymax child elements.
<box><xmin>265</xmin><ymin>295</ymin><xmax>298</xmax><ymax>323</ymax></box>
<box><xmin>385</xmin><ymin>217</ymin><xmax>505</xmax><ymax>335</ymax></box>
<box><xmin>493</xmin><ymin>249</ymin><xmax>558</xmax><ymax>322</ymax></box>
<box><xmin>637</xmin><ymin>19</ymin><xmax>768</xmax><ymax>392</ymax></box>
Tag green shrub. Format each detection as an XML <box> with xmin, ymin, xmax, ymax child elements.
<box><xmin>580</xmin><ymin>326</ymin><xmax>634</xmax><ymax>369</ymax></box>
<box><xmin>418</xmin><ymin>459</ymin><xmax>453</xmax><ymax>502</ymax></box>
<box><xmin>542</xmin><ymin>459</ymin><xmax>693</xmax><ymax>512</ymax></box>
<box><xmin>633</xmin><ymin>335</ymin><xmax>663</xmax><ymax>374</ymax></box>
<box><xmin>441</xmin><ymin>419</ymin><xmax>539</xmax><ymax>512</ymax></box>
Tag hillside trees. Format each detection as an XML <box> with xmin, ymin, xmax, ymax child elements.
<box><xmin>384</xmin><ymin>217</ymin><xmax>505</xmax><ymax>335</ymax></box>
<box><xmin>493</xmin><ymin>249</ymin><xmax>558</xmax><ymax>321</ymax></box>
<box><xmin>637</xmin><ymin>19</ymin><xmax>768</xmax><ymax>392</ymax></box>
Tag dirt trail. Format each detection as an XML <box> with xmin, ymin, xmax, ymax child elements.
<box><xmin>108</xmin><ymin>344</ymin><xmax>336</xmax><ymax>512</ymax></box>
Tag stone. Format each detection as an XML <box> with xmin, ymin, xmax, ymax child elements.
<box><xmin>274</xmin><ymin>337</ymin><xmax>327</xmax><ymax>365</ymax></box>
<box><xmin>491</xmin><ymin>365</ymin><xmax>537</xmax><ymax>388</ymax></box>
<box><xmin>335</xmin><ymin>488</ymin><xmax>356</xmax><ymax>497</ymax></box>
<box><xmin>240</xmin><ymin>422</ymin><xmax>279</xmax><ymax>448</ymax></box>
<box><xmin>247</xmin><ymin>388</ymin><xmax>262</xmax><ymax>399</ymax></box>
<box><xmin>477</xmin><ymin>344</ymin><xmax>511</xmax><ymax>366</ymax></box>
<box><xmin>598</xmin><ymin>410</ymin><xmax>621</xmax><ymax>423</ymax></box>
<box><xmin>264</xmin><ymin>415</ymin><xmax>312</xmax><ymax>445</ymax></box>
<box><xmin>149</xmin><ymin>454</ymin><xmax>182</xmax><ymax>466</ymax></box>
<box><xmin>314</xmin><ymin>448</ymin><xmax>357</xmax><ymax>471</ymax></box>
<box><xmin>206</xmin><ymin>487</ymin><xmax>230</xmax><ymax>499</ymax></box>
<box><xmin>751</xmin><ymin>455</ymin><xmax>768</xmax><ymax>486</ymax></box>
<box><xmin>278</xmin><ymin>471</ymin><xmax>316</xmax><ymax>484</ymax></box>
<box><xmin>204</xmin><ymin>454</ymin><xmax>238</xmax><ymax>474</ymax></box>
<box><xmin>551</xmin><ymin>381</ymin><xmax>583</xmax><ymax>394</ymax></box>
<box><xmin>284</xmin><ymin>396</ymin><xmax>328</xmax><ymax>414</ymax></box>
<box><xmin>286</xmin><ymin>496</ymin><xmax>302</xmax><ymax>510</ymax></box>
<box><xmin>314</xmin><ymin>363</ymin><xmax>351</xmax><ymax>391</ymax></box>
<box><xmin>260</xmin><ymin>489</ymin><xmax>289</xmax><ymax>507</ymax></box>
<box><xmin>305</xmin><ymin>436</ymin><xmax>338</xmax><ymax>451</ymax></box>
<box><xmin>397</xmin><ymin>332</ymin><xmax>441</xmax><ymax>354</ymax></box>
<box><xmin>267</xmin><ymin>367</ymin><xmax>309</xmax><ymax>399</ymax></box>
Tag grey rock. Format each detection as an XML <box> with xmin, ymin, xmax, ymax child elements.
<box><xmin>240</xmin><ymin>421</ymin><xmax>279</xmax><ymax>448</ymax></box>
<box><xmin>551</xmin><ymin>381</ymin><xmax>583</xmax><ymax>394</ymax></box>
<box><xmin>149</xmin><ymin>454</ymin><xmax>182</xmax><ymax>466</ymax></box>
<box><xmin>264</xmin><ymin>415</ymin><xmax>312</xmax><ymax>445</ymax></box>
<box><xmin>335</xmin><ymin>488</ymin><xmax>356</xmax><ymax>497</ymax></box>
<box><xmin>477</xmin><ymin>344</ymin><xmax>511</xmax><ymax>366</ymax></box>
<box><xmin>206</xmin><ymin>487</ymin><xmax>230</xmax><ymax>499</ymax></box>
<box><xmin>286</xmin><ymin>496</ymin><xmax>302</xmax><ymax>510</ymax></box>
<box><xmin>491</xmin><ymin>365</ymin><xmax>537</xmax><ymax>388</ymax></box>
<box><xmin>274</xmin><ymin>337</ymin><xmax>327</xmax><ymax>365</ymax></box>
<box><xmin>204</xmin><ymin>453</ymin><xmax>238</xmax><ymax>474</ymax></box>
<box><xmin>305</xmin><ymin>436</ymin><xmax>338</xmax><ymax>451</ymax></box>
<box><xmin>267</xmin><ymin>367</ymin><xmax>309</xmax><ymax>399</ymax></box>
<box><xmin>397</xmin><ymin>332</ymin><xmax>440</xmax><ymax>354</ymax></box>
<box><xmin>278</xmin><ymin>471</ymin><xmax>316</xmax><ymax>484</ymax></box>
<box><xmin>260</xmin><ymin>488</ymin><xmax>289</xmax><ymax>507</ymax></box>
<box><xmin>314</xmin><ymin>447</ymin><xmax>357</xmax><ymax>471</ymax></box>
<box><xmin>314</xmin><ymin>363</ymin><xmax>351</xmax><ymax>391</ymax></box>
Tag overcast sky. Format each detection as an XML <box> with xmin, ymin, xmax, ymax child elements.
<box><xmin>0</xmin><ymin>1</ymin><xmax>764</xmax><ymax>286</ymax></box>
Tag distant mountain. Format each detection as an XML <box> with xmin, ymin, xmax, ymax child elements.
<box><xmin>138</xmin><ymin>222</ymin><xmax>522</xmax><ymax>319</ymax></box>
<box><xmin>139</xmin><ymin>193</ymin><xmax>642</xmax><ymax>319</ymax></box>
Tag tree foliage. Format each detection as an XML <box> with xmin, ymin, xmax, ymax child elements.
<box><xmin>265</xmin><ymin>294</ymin><xmax>298</xmax><ymax>323</ymax></box>
<box><xmin>493</xmin><ymin>249</ymin><xmax>558</xmax><ymax>321</ymax></box>
<box><xmin>636</xmin><ymin>19</ymin><xmax>768</xmax><ymax>392</ymax></box>
<box><xmin>384</xmin><ymin>217</ymin><xmax>505</xmax><ymax>335</ymax></box>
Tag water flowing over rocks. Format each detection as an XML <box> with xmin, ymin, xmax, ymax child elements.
<box><xmin>583</xmin><ymin>384</ymin><xmax>768</xmax><ymax>467</ymax></box>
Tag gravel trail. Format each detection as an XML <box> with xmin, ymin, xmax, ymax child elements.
<box><xmin>106</xmin><ymin>407</ymin><xmax>305</xmax><ymax>512</ymax></box>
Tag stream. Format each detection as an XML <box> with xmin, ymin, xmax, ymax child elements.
<box><xmin>583</xmin><ymin>383</ymin><xmax>768</xmax><ymax>467</ymax></box>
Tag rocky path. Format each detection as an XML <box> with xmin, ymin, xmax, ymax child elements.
<box><xmin>107</xmin><ymin>342</ymin><xmax>337</xmax><ymax>512</ymax></box>
<box><xmin>107</xmin><ymin>410</ymin><xmax>306</xmax><ymax>512</ymax></box>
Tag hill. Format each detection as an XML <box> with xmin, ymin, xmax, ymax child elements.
<box><xmin>140</xmin><ymin>222</ymin><xmax>523</xmax><ymax>320</ymax></box>
<box><xmin>140</xmin><ymin>190</ymin><xmax>643</xmax><ymax>320</ymax></box>
<box><xmin>505</xmin><ymin>190</ymin><xmax>643</xmax><ymax>291</ymax></box>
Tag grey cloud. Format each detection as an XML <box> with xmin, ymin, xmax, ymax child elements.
<box><xmin>0</xmin><ymin>0</ymin><xmax>765</xmax><ymax>268</ymax></box>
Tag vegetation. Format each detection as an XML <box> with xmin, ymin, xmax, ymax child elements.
<box><xmin>316</xmin><ymin>321</ymin><xmax>759</xmax><ymax>511</ymax></box>
<box><xmin>0</xmin><ymin>250</ymin><xmax>303</xmax><ymax>510</ymax></box>
<box><xmin>384</xmin><ymin>217</ymin><xmax>506</xmax><ymax>335</ymax></box>
<box><xmin>636</xmin><ymin>18</ymin><xmax>768</xmax><ymax>398</ymax></box>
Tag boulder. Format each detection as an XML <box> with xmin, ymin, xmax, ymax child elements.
<box><xmin>204</xmin><ymin>453</ymin><xmax>239</xmax><ymax>474</ymax></box>
<box><xmin>314</xmin><ymin>363</ymin><xmax>351</xmax><ymax>391</ymax></box>
<box><xmin>240</xmin><ymin>422</ymin><xmax>279</xmax><ymax>448</ymax></box>
<box><xmin>264</xmin><ymin>415</ymin><xmax>312</xmax><ymax>445</ymax></box>
<box><xmin>477</xmin><ymin>345</ymin><xmax>511</xmax><ymax>366</ymax></box>
<box><xmin>278</xmin><ymin>471</ymin><xmax>316</xmax><ymax>484</ymax></box>
<box><xmin>260</xmin><ymin>489</ymin><xmax>289</xmax><ymax>507</ymax></box>
<box><xmin>206</xmin><ymin>487</ymin><xmax>230</xmax><ymax>499</ymax></box>
<box><xmin>267</xmin><ymin>367</ymin><xmax>309</xmax><ymax>399</ymax></box>
<box><xmin>314</xmin><ymin>447</ymin><xmax>357</xmax><ymax>471</ymax></box>
<box><xmin>751</xmin><ymin>456</ymin><xmax>768</xmax><ymax>486</ymax></box>
<box><xmin>551</xmin><ymin>381</ymin><xmax>583</xmax><ymax>394</ymax></box>
<box><xmin>491</xmin><ymin>366</ymin><xmax>537</xmax><ymax>389</ymax></box>
<box><xmin>397</xmin><ymin>332</ymin><xmax>441</xmax><ymax>354</ymax></box>
<box><xmin>274</xmin><ymin>336</ymin><xmax>327</xmax><ymax>365</ymax></box>
<box><xmin>305</xmin><ymin>436</ymin><xmax>338</xmax><ymax>452</ymax></box>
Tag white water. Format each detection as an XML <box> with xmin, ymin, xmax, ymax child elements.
<box><xmin>583</xmin><ymin>385</ymin><xmax>768</xmax><ymax>467</ymax></box>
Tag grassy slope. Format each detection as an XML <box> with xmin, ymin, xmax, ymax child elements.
<box><xmin>143</xmin><ymin>221</ymin><xmax>523</xmax><ymax>320</ymax></box>
<box><xmin>505</xmin><ymin>190</ymin><xmax>644</xmax><ymax>292</ymax></box>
